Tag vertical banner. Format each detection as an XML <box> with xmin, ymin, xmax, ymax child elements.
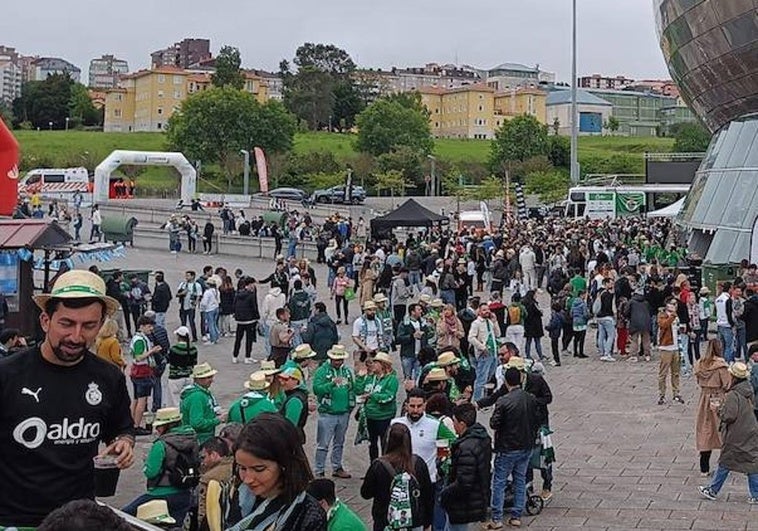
<box><xmin>344</xmin><ymin>168</ymin><xmax>353</xmax><ymax>203</ymax></box>
<box><xmin>515</xmin><ymin>182</ymin><xmax>528</xmax><ymax>220</ymax></box>
<box><xmin>0</xmin><ymin>119</ymin><xmax>19</xmax><ymax>216</ymax></box>
<box><xmin>751</xmin><ymin>215</ymin><xmax>758</xmax><ymax>266</ymax></box>
<box><xmin>253</xmin><ymin>147</ymin><xmax>269</xmax><ymax>194</ymax></box>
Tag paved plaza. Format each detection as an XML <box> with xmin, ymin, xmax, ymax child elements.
<box><xmin>92</xmin><ymin>245</ymin><xmax>758</xmax><ymax>530</ymax></box>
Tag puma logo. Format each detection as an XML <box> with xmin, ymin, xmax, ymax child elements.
<box><xmin>21</xmin><ymin>387</ymin><xmax>42</xmax><ymax>403</ymax></box>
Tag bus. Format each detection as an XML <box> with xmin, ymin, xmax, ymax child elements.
<box><xmin>564</xmin><ymin>184</ymin><xmax>690</xmax><ymax>219</ymax></box>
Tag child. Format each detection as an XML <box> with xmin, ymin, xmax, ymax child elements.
<box><xmin>570</xmin><ymin>290</ymin><xmax>589</xmax><ymax>358</ymax></box>
<box><xmin>545</xmin><ymin>302</ymin><xmax>565</xmax><ymax>366</ymax></box>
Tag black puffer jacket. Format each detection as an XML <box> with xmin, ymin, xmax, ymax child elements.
<box><xmin>441</xmin><ymin>423</ymin><xmax>492</xmax><ymax>524</ymax></box>
<box><xmin>233</xmin><ymin>289</ymin><xmax>260</xmax><ymax>323</ymax></box>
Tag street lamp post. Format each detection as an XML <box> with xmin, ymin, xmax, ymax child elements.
<box><xmin>239</xmin><ymin>150</ymin><xmax>250</xmax><ymax>196</ymax></box>
<box><xmin>48</xmin><ymin>121</ymin><xmax>53</xmax><ymax>131</ymax></box>
<box><xmin>427</xmin><ymin>155</ymin><xmax>437</xmax><ymax>196</ymax></box>
<box><xmin>570</xmin><ymin>0</ymin><xmax>579</xmax><ymax>185</ymax></box>
<box><xmin>65</xmin><ymin>117</ymin><xmax>70</xmax><ymax>131</ymax></box>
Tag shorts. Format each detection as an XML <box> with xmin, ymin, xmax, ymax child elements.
<box><xmin>131</xmin><ymin>376</ymin><xmax>154</xmax><ymax>398</ymax></box>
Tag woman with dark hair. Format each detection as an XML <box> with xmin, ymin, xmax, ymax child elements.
<box><xmin>229</xmin><ymin>413</ymin><xmax>326</xmax><ymax>530</ymax></box>
<box><xmin>360</xmin><ymin>423</ymin><xmax>434</xmax><ymax>531</ymax></box>
<box><xmin>219</xmin><ymin>275</ymin><xmax>236</xmax><ymax>337</ymax></box>
<box><xmin>523</xmin><ymin>289</ymin><xmax>545</xmax><ymax>362</ymax></box>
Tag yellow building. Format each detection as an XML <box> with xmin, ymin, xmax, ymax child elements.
<box><xmin>104</xmin><ymin>67</ymin><xmax>269</xmax><ymax>132</ymax></box>
<box><xmin>418</xmin><ymin>85</ymin><xmax>546</xmax><ymax>139</ymax></box>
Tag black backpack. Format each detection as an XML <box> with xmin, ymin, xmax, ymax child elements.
<box><xmin>164</xmin><ymin>439</ymin><xmax>201</xmax><ymax>489</ymax></box>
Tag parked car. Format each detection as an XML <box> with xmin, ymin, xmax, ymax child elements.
<box><xmin>267</xmin><ymin>187</ymin><xmax>308</xmax><ymax>201</ymax></box>
<box><xmin>312</xmin><ymin>185</ymin><xmax>367</xmax><ymax>204</ymax></box>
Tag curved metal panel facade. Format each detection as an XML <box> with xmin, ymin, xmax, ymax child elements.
<box><xmin>654</xmin><ymin>0</ymin><xmax>758</xmax><ymax>132</ymax></box>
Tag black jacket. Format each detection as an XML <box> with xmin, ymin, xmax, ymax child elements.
<box><xmin>151</xmin><ymin>282</ymin><xmax>172</xmax><ymax>313</ymax></box>
<box><xmin>302</xmin><ymin>312</ymin><xmax>339</xmax><ymax>360</ymax></box>
<box><xmin>745</xmin><ymin>295</ymin><xmax>758</xmax><ymax>343</ymax></box>
<box><xmin>440</xmin><ymin>423</ymin><xmax>492</xmax><ymax>524</ymax></box>
<box><xmin>490</xmin><ymin>388</ymin><xmax>539</xmax><ymax>453</ymax></box>
<box><xmin>478</xmin><ymin>372</ymin><xmax>552</xmax><ymax>427</ymax></box>
<box><xmin>233</xmin><ymin>289</ymin><xmax>260</xmax><ymax>323</ymax></box>
<box><xmin>523</xmin><ymin>301</ymin><xmax>544</xmax><ymax>338</ymax></box>
<box><xmin>361</xmin><ymin>455</ymin><xmax>434</xmax><ymax>531</ymax></box>
<box><xmin>627</xmin><ymin>293</ymin><xmax>651</xmax><ymax>333</ymax></box>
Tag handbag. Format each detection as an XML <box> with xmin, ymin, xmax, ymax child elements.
<box><xmin>344</xmin><ymin>287</ymin><xmax>356</xmax><ymax>301</ymax></box>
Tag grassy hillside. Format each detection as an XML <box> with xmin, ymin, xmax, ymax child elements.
<box><xmin>13</xmin><ymin>130</ymin><xmax>675</xmax><ymax>191</ymax></box>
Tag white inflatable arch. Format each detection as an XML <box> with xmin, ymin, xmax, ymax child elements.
<box><xmin>94</xmin><ymin>150</ymin><xmax>197</xmax><ymax>204</ymax></box>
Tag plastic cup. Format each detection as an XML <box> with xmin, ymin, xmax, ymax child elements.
<box><xmin>93</xmin><ymin>454</ymin><xmax>120</xmax><ymax>497</ymax></box>
<box><xmin>436</xmin><ymin>439</ymin><xmax>450</xmax><ymax>460</ymax></box>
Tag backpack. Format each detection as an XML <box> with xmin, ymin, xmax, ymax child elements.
<box><xmin>381</xmin><ymin>458</ymin><xmax>422</xmax><ymax>530</ymax></box>
<box><xmin>507</xmin><ymin>305</ymin><xmax>521</xmax><ymax>325</ymax></box>
<box><xmin>164</xmin><ymin>439</ymin><xmax>201</xmax><ymax>489</ymax></box>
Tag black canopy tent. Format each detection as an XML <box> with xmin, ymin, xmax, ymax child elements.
<box><xmin>370</xmin><ymin>199</ymin><xmax>449</xmax><ymax>239</ymax></box>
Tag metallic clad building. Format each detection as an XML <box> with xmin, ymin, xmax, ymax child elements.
<box><xmin>655</xmin><ymin>0</ymin><xmax>758</xmax><ymax>264</ymax></box>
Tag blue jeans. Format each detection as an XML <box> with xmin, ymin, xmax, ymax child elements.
<box><xmin>448</xmin><ymin>524</ymin><xmax>470</xmax><ymax>531</ymax></box>
<box><xmin>434</xmin><ymin>479</ymin><xmax>449</xmax><ymax>531</ymax></box>
<box><xmin>708</xmin><ymin>463</ymin><xmax>758</xmax><ymax>498</ymax></box>
<box><xmin>205</xmin><ymin>308</ymin><xmax>220</xmax><ymax>343</ymax></box>
<box><xmin>291</xmin><ymin>319</ymin><xmax>308</xmax><ymax>347</ymax></box>
<box><xmin>288</xmin><ymin>238</ymin><xmax>297</xmax><ymax>258</ymax></box>
<box><xmin>524</xmin><ymin>337</ymin><xmax>544</xmax><ymax>361</ymax></box>
<box><xmin>441</xmin><ymin>289</ymin><xmax>456</xmax><ymax>305</ymax></box>
<box><xmin>409</xmin><ymin>270</ymin><xmax>422</xmax><ymax>289</ymax></box>
<box><xmin>401</xmin><ymin>356</ymin><xmax>420</xmax><ymax>381</ymax></box>
<box><xmin>718</xmin><ymin>325</ymin><xmax>735</xmax><ymax>363</ymax></box>
<box><xmin>597</xmin><ymin>317</ymin><xmax>616</xmax><ymax>356</ymax></box>
<box><xmin>314</xmin><ymin>412</ymin><xmax>350</xmax><ymax>474</ymax></box>
<box><xmin>491</xmin><ymin>449</ymin><xmax>531</xmax><ymax>522</ymax></box>
<box><xmin>734</xmin><ymin>325</ymin><xmax>747</xmax><ymax>360</ymax></box>
<box><xmin>650</xmin><ymin>316</ymin><xmax>659</xmax><ymax>346</ymax></box>
<box><xmin>122</xmin><ymin>490</ymin><xmax>192</xmax><ymax>522</ymax></box>
<box><xmin>473</xmin><ymin>353</ymin><xmax>497</xmax><ymax>401</ymax></box>
<box><xmin>155</xmin><ymin>312</ymin><xmax>166</xmax><ymax>328</ymax></box>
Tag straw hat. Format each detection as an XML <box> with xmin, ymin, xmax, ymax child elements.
<box><xmin>437</xmin><ymin>351</ymin><xmax>461</xmax><ymax>367</ymax></box>
<box><xmin>259</xmin><ymin>360</ymin><xmax>281</xmax><ymax>376</ymax></box>
<box><xmin>244</xmin><ymin>371</ymin><xmax>270</xmax><ymax>391</ymax></box>
<box><xmin>363</xmin><ymin>300</ymin><xmax>377</xmax><ymax>311</ymax></box>
<box><xmin>373</xmin><ymin>352</ymin><xmax>393</xmax><ymax>366</ymax></box>
<box><xmin>373</xmin><ymin>293</ymin><xmax>388</xmax><ymax>304</ymax></box>
<box><xmin>192</xmin><ymin>362</ymin><xmax>218</xmax><ymax>379</ymax></box>
<box><xmin>699</xmin><ymin>286</ymin><xmax>710</xmax><ymax>295</ymax></box>
<box><xmin>136</xmin><ymin>499</ymin><xmax>176</xmax><ymax>525</ymax></box>
<box><xmin>292</xmin><ymin>344</ymin><xmax>316</xmax><ymax>360</ymax></box>
<box><xmin>505</xmin><ymin>356</ymin><xmax>526</xmax><ymax>371</ymax></box>
<box><xmin>33</xmin><ymin>270</ymin><xmax>120</xmax><ymax>316</ymax></box>
<box><xmin>153</xmin><ymin>407</ymin><xmax>182</xmax><ymax>427</ymax></box>
<box><xmin>729</xmin><ymin>361</ymin><xmax>749</xmax><ymax>379</ymax></box>
<box><xmin>431</xmin><ymin>298</ymin><xmax>444</xmax><ymax>308</ymax></box>
<box><xmin>419</xmin><ymin>294</ymin><xmax>431</xmax><ymax>304</ymax></box>
<box><xmin>327</xmin><ymin>344</ymin><xmax>349</xmax><ymax>360</ymax></box>
<box><xmin>425</xmin><ymin>367</ymin><xmax>449</xmax><ymax>382</ymax></box>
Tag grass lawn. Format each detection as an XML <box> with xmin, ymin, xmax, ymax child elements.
<box><xmin>12</xmin><ymin>130</ymin><xmax>676</xmax><ymax>190</ymax></box>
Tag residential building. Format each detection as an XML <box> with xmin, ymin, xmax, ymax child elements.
<box><xmin>584</xmin><ymin>88</ymin><xmax>678</xmax><ymax>136</ymax></box>
<box><xmin>151</xmin><ymin>38</ymin><xmax>211</xmax><ymax>69</ymax></box>
<box><xmin>29</xmin><ymin>57</ymin><xmax>81</xmax><ymax>82</ymax></box>
<box><xmin>494</xmin><ymin>88</ymin><xmax>547</xmax><ymax>124</ymax></box>
<box><xmin>18</xmin><ymin>55</ymin><xmax>38</xmax><ymax>83</ymax></box>
<box><xmin>387</xmin><ymin>63</ymin><xmax>481</xmax><ymax>93</ymax></box>
<box><xmin>578</xmin><ymin>74</ymin><xmax>635</xmax><ymax>91</ymax></box>
<box><xmin>658</xmin><ymin>101</ymin><xmax>698</xmax><ymax>135</ymax></box>
<box><xmin>545</xmin><ymin>90</ymin><xmax>613</xmax><ymax>136</ymax></box>
<box><xmin>480</xmin><ymin>63</ymin><xmax>549</xmax><ymax>91</ymax></box>
<box><xmin>252</xmin><ymin>70</ymin><xmax>283</xmax><ymax>101</ymax></box>
<box><xmin>0</xmin><ymin>47</ymin><xmax>22</xmax><ymax>105</ymax></box>
<box><xmin>88</xmin><ymin>54</ymin><xmax>129</xmax><ymax>88</ymax></box>
<box><xmin>104</xmin><ymin>67</ymin><xmax>268</xmax><ymax>132</ymax></box>
<box><xmin>626</xmin><ymin>79</ymin><xmax>680</xmax><ymax>98</ymax></box>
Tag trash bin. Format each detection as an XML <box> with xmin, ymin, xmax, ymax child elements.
<box><xmin>101</xmin><ymin>216</ymin><xmax>138</xmax><ymax>246</ymax></box>
<box><xmin>262</xmin><ymin>211</ymin><xmax>287</xmax><ymax>228</ymax></box>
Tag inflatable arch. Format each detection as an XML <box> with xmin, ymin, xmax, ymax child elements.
<box><xmin>94</xmin><ymin>150</ymin><xmax>197</xmax><ymax>204</ymax></box>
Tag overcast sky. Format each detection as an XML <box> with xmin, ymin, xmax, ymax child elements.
<box><xmin>4</xmin><ymin>0</ymin><xmax>670</xmax><ymax>82</ymax></box>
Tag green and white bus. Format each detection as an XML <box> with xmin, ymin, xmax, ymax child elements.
<box><xmin>564</xmin><ymin>184</ymin><xmax>690</xmax><ymax>219</ymax></box>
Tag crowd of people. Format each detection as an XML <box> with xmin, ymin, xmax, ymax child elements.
<box><xmin>3</xmin><ymin>208</ymin><xmax>758</xmax><ymax>530</ymax></box>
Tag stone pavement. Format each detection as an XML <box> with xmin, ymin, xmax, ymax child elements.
<box><xmin>85</xmin><ymin>246</ymin><xmax>757</xmax><ymax>530</ymax></box>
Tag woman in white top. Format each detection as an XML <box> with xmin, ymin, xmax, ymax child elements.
<box><xmin>199</xmin><ymin>278</ymin><xmax>221</xmax><ymax>343</ymax></box>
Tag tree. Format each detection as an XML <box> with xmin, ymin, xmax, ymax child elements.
<box><xmin>374</xmin><ymin>170</ymin><xmax>408</xmax><ymax>198</ymax></box>
<box><xmin>547</xmin><ymin>135</ymin><xmax>570</xmax><ymax>169</ymax></box>
<box><xmin>672</xmin><ymin>122</ymin><xmax>711</xmax><ymax>152</ymax></box>
<box><xmin>211</xmin><ymin>46</ymin><xmax>245</xmax><ymax>90</ymax></box>
<box><xmin>355</xmin><ymin>98</ymin><xmax>433</xmax><ymax>157</ymax></box>
<box><xmin>332</xmin><ymin>80</ymin><xmax>364</xmax><ymax>131</ymax></box>
<box><xmin>68</xmin><ymin>83</ymin><xmax>101</xmax><ymax>127</ymax></box>
<box><xmin>166</xmin><ymin>87</ymin><xmax>297</xmax><ymax>189</ymax></box>
<box><xmin>468</xmin><ymin>176</ymin><xmax>504</xmax><ymax>202</ymax></box>
<box><xmin>489</xmin><ymin>115</ymin><xmax>549</xmax><ymax>177</ymax></box>
<box><xmin>293</xmin><ymin>43</ymin><xmax>356</xmax><ymax>77</ymax></box>
<box><xmin>13</xmin><ymin>74</ymin><xmax>73</xmax><ymax>129</ymax></box>
<box><xmin>552</xmin><ymin>117</ymin><xmax>560</xmax><ymax>136</ymax></box>
<box><xmin>524</xmin><ymin>169</ymin><xmax>570</xmax><ymax>204</ymax></box>
<box><xmin>376</xmin><ymin>146</ymin><xmax>426</xmax><ymax>191</ymax></box>
<box><xmin>604</xmin><ymin>115</ymin><xmax>620</xmax><ymax>134</ymax></box>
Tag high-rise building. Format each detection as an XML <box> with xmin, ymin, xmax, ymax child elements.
<box><xmin>88</xmin><ymin>54</ymin><xmax>129</xmax><ymax>88</ymax></box>
<box><xmin>578</xmin><ymin>74</ymin><xmax>635</xmax><ymax>90</ymax></box>
<box><xmin>150</xmin><ymin>38</ymin><xmax>211</xmax><ymax>69</ymax></box>
<box><xmin>0</xmin><ymin>46</ymin><xmax>22</xmax><ymax>105</ymax></box>
<box><xmin>29</xmin><ymin>57</ymin><xmax>81</xmax><ymax>82</ymax></box>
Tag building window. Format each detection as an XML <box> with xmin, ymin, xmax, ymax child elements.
<box><xmin>157</xmin><ymin>107</ymin><xmax>163</xmax><ymax>115</ymax></box>
<box><xmin>113</xmin><ymin>109</ymin><xmax>122</xmax><ymax>118</ymax></box>
<box><xmin>157</xmin><ymin>122</ymin><xmax>162</xmax><ymax>130</ymax></box>
<box><xmin>157</xmin><ymin>74</ymin><xmax>165</xmax><ymax>84</ymax></box>
<box><xmin>478</xmin><ymin>105</ymin><xmax>483</xmax><ymax>111</ymax></box>
<box><xmin>174</xmin><ymin>90</ymin><xmax>182</xmax><ymax>99</ymax></box>
<box><xmin>115</xmin><ymin>94</ymin><xmax>123</xmax><ymax>102</ymax></box>
<box><xmin>158</xmin><ymin>90</ymin><xmax>164</xmax><ymax>98</ymax></box>
<box><xmin>173</xmin><ymin>75</ymin><xmax>182</xmax><ymax>84</ymax></box>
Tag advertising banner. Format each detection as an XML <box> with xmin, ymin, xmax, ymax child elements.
<box><xmin>615</xmin><ymin>192</ymin><xmax>646</xmax><ymax>216</ymax></box>
<box><xmin>0</xmin><ymin>120</ymin><xmax>19</xmax><ymax>216</ymax></box>
<box><xmin>253</xmin><ymin>147</ymin><xmax>269</xmax><ymax>194</ymax></box>
<box><xmin>586</xmin><ymin>192</ymin><xmax>615</xmax><ymax>219</ymax></box>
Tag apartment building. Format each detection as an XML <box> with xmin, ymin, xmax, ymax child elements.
<box><xmin>0</xmin><ymin>47</ymin><xmax>22</xmax><ymax>105</ymax></box>
<box><xmin>29</xmin><ymin>57</ymin><xmax>81</xmax><ymax>82</ymax></box>
<box><xmin>88</xmin><ymin>54</ymin><xmax>129</xmax><ymax>88</ymax></box>
<box><xmin>151</xmin><ymin>38</ymin><xmax>211</xmax><ymax>69</ymax></box>
<box><xmin>578</xmin><ymin>74</ymin><xmax>635</xmax><ymax>90</ymax></box>
<box><xmin>104</xmin><ymin>67</ymin><xmax>268</xmax><ymax>132</ymax></box>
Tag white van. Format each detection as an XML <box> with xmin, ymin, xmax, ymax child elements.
<box><xmin>18</xmin><ymin>167</ymin><xmax>93</xmax><ymax>204</ymax></box>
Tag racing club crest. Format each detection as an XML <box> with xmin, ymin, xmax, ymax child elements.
<box><xmin>85</xmin><ymin>382</ymin><xmax>102</xmax><ymax>406</ymax></box>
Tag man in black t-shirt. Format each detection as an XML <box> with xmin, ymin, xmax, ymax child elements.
<box><xmin>0</xmin><ymin>270</ymin><xmax>135</xmax><ymax>527</ymax></box>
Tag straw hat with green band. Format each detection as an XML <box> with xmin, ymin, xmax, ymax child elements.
<box><xmin>136</xmin><ymin>499</ymin><xmax>176</xmax><ymax>525</ymax></box>
<box><xmin>33</xmin><ymin>270</ymin><xmax>120</xmax><ymax>316</ymax></box>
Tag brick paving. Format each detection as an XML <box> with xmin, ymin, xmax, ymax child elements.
<box><xmin>89</xmin><ymin>245</ymin><xmax>757</xmax><ymax>530</ymax></box>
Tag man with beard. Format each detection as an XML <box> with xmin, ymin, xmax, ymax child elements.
<box><xmin>0</xmin><ymin>270</ymin><xmax>135</xmax><ymax>528</ymax></box>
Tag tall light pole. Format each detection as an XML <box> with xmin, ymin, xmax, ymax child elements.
<box><xmin>65</xmin><ymin>117</ymin><xmax>70</xmax><ymax>131</ymax></box>
<box><xmin>427</xmin><ymin>155</ymin><xmax>436</xmax><ymax>196</ymax></box>
<box><xmin>570</xmin><ymin>0</ymin><xmax>579</xmax><ymax>185</ymax></box>
<box><xmin>239</xmin><ymin>150</ymin><xmax>250</xmax><ymax>196</ymax></box>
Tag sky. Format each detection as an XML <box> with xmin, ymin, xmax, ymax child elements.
<box><xmin>3</xmin><ymin>0</ymin><xmax>671</xmax><ymax>83</ymax></box>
